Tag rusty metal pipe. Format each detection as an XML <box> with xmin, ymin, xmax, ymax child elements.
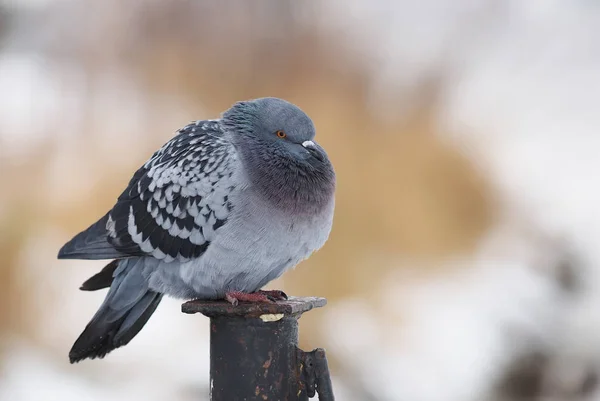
<box><xmin>182</xmin><ymin>296</ymin><xmax>334</xmax><ymax>401</ymax></box>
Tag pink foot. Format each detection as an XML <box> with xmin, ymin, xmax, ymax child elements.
<box><xmin>225</xmin><ymin>290</ymin><xmax>288</xmax><ymax>306</ymax></box>
<box><xmin>257</xmin><ymin>289</ymin><xmax>288</xmax><ymax>301</ymax></box>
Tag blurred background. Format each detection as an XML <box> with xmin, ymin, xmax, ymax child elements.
<box><xmin>1</xmin><ymin>1</ymin><xmax>599</xmax><ymax>400</ymax></box>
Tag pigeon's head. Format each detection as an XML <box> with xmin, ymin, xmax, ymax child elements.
<box><xmin>222</xmin><ymin>97</ymin><xmax>329</xmax><ymax>167</ymax></box>
<box><xmin>222</xmin><ymin>97</ymin><xmax>335</xmax><ymax>212</ymax></box>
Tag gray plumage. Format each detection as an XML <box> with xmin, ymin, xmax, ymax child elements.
<box><xmin>58</xmin><ymin>97</ymin><xmax>336</xmax><ymax>363</ymax></box>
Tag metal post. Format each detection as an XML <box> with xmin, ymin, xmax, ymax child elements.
<box><xmin>182</xmin><ymin>296</ymin><xmax>335</xmax><ymax>401</ymax></box>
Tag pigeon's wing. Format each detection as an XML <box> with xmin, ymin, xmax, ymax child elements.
<box><xmin>58</xmin><ymin>212</ymin><xmax>127</xmax><ymax>260</ymax></box>
<box><xmin>58</xmin><ymin>120</ymin><xmax>238</xmax><ymax>262</ymax></box>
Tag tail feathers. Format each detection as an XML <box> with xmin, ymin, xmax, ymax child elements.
<box><xmin>69</xmin><ymin>259</ymin><xmax>163</xmax><ymax>363</ymax></box>
<box><xmin>113</xmin><ymin>291</ymin><xmax>163</xmax><ymax>346</ymax></box>
<box><xmin>58</xmin><ymin>213</ymin><xmax>124</xmax><ymax>260</ymax></box>
<box><xmin>69</xmin><ymin>292</ymin><xmax>163</xmax><ymax>363</ymax></box>
<box><xmin>80</xmin><ymin>260</ymin><xmax>119</xmax><ymax>291</ymax></box>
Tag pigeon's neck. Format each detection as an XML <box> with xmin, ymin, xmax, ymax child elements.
<box><xmin>241</xmin><ymin>151</ymin><xmax>335</xmax><ymax>215</ymax></box>
<box><xmin>267</xmin><ymin>166</ymin><xmax>334</xmax><ymax>215</ymax></box>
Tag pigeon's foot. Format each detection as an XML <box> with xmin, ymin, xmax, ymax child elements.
<box><xmin>225</xmin><ymin>290</ymin><xmax>288</xmax><ymax>306</ymax></box>
<box><xmin>257</xmin><ymin>289</ymin><xmax>288</xmax><ymax>301</ymax></box>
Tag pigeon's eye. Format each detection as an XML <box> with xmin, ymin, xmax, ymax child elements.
<box><xmin>276</xmin><ymin>130</ymin><xmax>286</xmax><ymax>138</ymax></box>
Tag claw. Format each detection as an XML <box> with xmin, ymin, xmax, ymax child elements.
<box><xmin>224</xmin><ymin>291</ymin><xmax>276</xmax><ymax>305</ymax></box>
<box><xmin>225</xmin><ymin>292</ymin><xmax>239</xmax><ymax>306</ymax></box>
<box><xmin>258</xmin><ymin>290</ymin><xmax>288</xmax><ymax>301</ymax></box>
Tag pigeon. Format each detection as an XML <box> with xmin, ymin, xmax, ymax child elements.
<box><xmin>58</xmin><ymin>97</ymin><xmax>336</xmax><ymax>363</ymax></box>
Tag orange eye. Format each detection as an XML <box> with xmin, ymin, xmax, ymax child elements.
<box><xmin>276</xmin><ymin>130</ymin><xmax>286</xmax><ymax>138</ymax></box>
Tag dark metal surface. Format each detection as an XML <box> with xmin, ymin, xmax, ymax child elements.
<box><xmin>182</xmin><ymin>296</ymin><xmax>332</xmax><ymax>401</ymax></box>
<box><xmin>210</xmin><ymin>314</ymin><xmax>303</xmax><ymax>400</ymax></box>
<box><xmin>181</xmin><ymin>296</ymin><xmax>327</xmax><ymax>318</ymax></box>
<box><xmin>297</xmin><ymin>348</ymin><xmax>335</xmax><ymax>401</ymax></box>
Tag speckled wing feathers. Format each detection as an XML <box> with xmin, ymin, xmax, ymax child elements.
<box><xmin>107</xmin><ymin>120</ymin><xmax>236</xmax><ymax>263</ymax></box>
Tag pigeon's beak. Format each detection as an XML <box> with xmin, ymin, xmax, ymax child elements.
<box><xmin>302</xmin><ymin>141</ymin><xmax>324</xmax><ymax>162</ymax></box>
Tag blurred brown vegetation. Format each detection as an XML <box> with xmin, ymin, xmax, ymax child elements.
<box><xmin>0</xmin><ymin>1</ymin><xmax>492</xmax><ymax>357</ymax></box>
